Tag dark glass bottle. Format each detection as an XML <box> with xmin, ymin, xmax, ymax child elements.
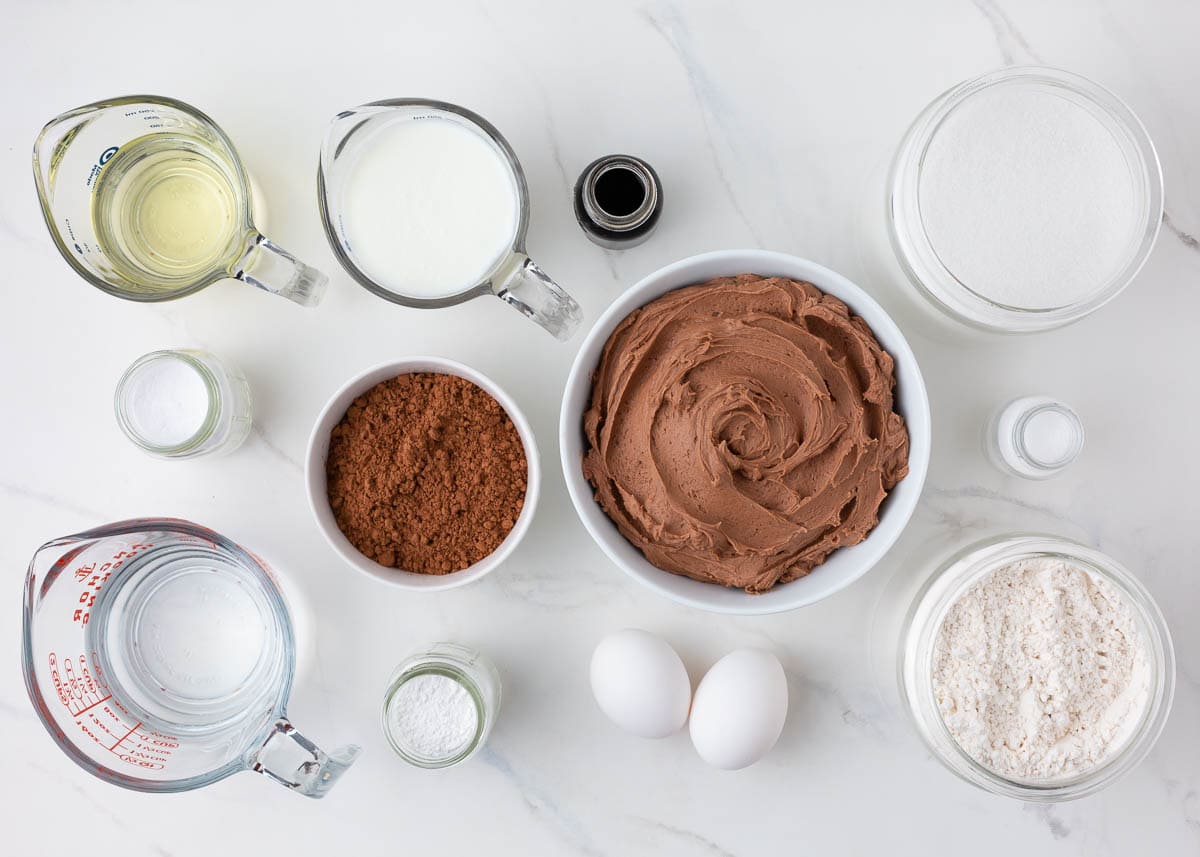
<box><xmin>573</xmin><ymin>155</ymin><xmax>662</xmax><ymax>249</ymax></box>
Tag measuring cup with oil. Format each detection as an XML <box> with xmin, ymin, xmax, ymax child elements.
<box><xmin>34</xmin><ymin>96</ymin><xmax>327</xmax><ymax>306</ymax></box>
<box><xmin>21</xmin><ymin>518</ymin><xmax>359</xmax><ymax>796</ymax></box>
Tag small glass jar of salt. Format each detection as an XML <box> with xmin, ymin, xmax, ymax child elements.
<box><xmin>382</xmin><ymin>643</ymin><xmax>500</xmax><ymax>769</ymax></box>
<box><xmin>987</xmin><ymin>396</ymin><xmax>1084</xmax><ymax>479</ymax></box>
<box><xmin>114</xmin><ymin>349</ymin><xmax>252</xmax><ymax>459</ymax></box>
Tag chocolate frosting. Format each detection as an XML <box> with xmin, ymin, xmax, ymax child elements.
<box><xmin>582</xmin><ymin>274</ymin><xmax>910</xmax><ymax>593</ymax></box>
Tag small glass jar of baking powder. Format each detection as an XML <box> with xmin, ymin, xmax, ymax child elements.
<box><xmin>898</xmin><ymin>535</ymin><xmax>1175</xmax><ymax>801</ymax></box>
<box><xmin>381</xmin><ymin>643</ymin><xmax>501</xmax><ymax>769</ymax></box>
<box><xmin>986</xmin><ymin>396</ymin><xmax>1084</xmax><ymax>479</ymax></box>
<box><xmin>114</xmin><ymin>349</ymin><xmax>252</xmax><ymax>459</ymax></box>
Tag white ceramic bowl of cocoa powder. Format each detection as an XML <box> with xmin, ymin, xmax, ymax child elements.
<box><xmin>560</xmin><ymin>250</ymin><xmax>931</xmax><ymax>614</ymax></box>
<box><xmin>306</xmin><ymin>357</ymin><xmax>540</xmax><ymax>590</ymax></box>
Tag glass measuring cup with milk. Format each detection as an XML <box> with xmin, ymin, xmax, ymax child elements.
<box><xmin>319</xmin><ymin>99</ymin><xmax>583</xmax><ymax>340</ymax></box>
<box><xmin>21</xmin><ymin>518</ymin><xmax>359</xmax><ymax>797</ymax></box>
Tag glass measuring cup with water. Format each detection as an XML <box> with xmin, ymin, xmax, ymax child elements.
<box><xmin>21</xmin><ymin>518</ymin><xmax>359</xmax><ymax>796</ymax></box>
<box><xmin>34</xmin><ymin>96</ymin><xmax>327</xmax><ymax>306</ymax></box>
<box><xmin>318</xmin><ymin>99</ymin><xmax>582</xmax><ymax>339</ymax></box>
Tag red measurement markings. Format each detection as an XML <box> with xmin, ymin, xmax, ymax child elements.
<box><xmin>73</xmin><ymin>693</ymin><xmax>114</xmax><ymax>717</ymax></box>
<box><xmin>108</xmin><ymin>721</ymin><xmax>142</xmax><ymax>751</ymax></box>
<box><xmin>111</xmin><ymin>724</ymin><xmax>174</xmax><ymax>769</ymax></box>
<box><xmin>49</xmin><ymin>650</ymin><xmax>177</xmax><ymax>771</ymax></box>
<box><xmin>112</xmin><ymin>725</ymin><xmax>174</xmax><ymax>769</ymax></box>
<box><xmin>77</xmin><ymin>720</ymin><xmax>98</xmax><ymax>743</ymax></box>
<box><xmin>69</xmin><ymin>542</ymin><xmax>153</xmax><ymax>627</ymax></box>
<box><xmin>49</xmin><ymin>652</ymin><xmax>111</xmax><ymax>717</ymax></box>
<box><xmin>246</xmin><ymin>548</ymin><xmax>280</xmax><ymax>585</ymax></box>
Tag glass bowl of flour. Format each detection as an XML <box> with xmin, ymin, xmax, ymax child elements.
<box><xmin>898</xmin><ymin>535</ymin><xmax>1174</xmax><ymax>801</ymax></box>
<box><xmin>888</xmin><ymin>67</ymin><xmax>1163</xmax><ymax>332</ymax></box>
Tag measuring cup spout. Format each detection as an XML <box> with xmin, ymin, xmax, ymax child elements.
<box><xmin>250</xmin><ymin>718</ymin><xmax>361</xmax><ymax>798</ymax></box>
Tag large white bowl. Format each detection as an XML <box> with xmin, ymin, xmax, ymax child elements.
<box><xmin>306</xmin><ymin>357</ymin><xmax>540</xmax><ymax>591</ymax></box>
<box><xmin>559</xmin><ymin>250</ymin><xmax>931</xmax><ymax>614</ymax></box>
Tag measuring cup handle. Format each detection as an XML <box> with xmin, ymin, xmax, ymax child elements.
<box><xmin>250</xmin><ymin>718</ymin><xmax>361</xmax><ymax>798</ymax></box>
<box><xmin>234</xmin><ymin>231</ymin><xmax>329</xmax><ymax>307</ymax></box>
<box><xmin>493</xmin><ymin>253</ymin><xmax>583</xmax><ymax>340</ymax></box>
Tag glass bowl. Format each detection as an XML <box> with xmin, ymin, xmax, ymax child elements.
<box><xmin>888</xmin><ymin>66</ymin><xmax>1163</xmax><ymax>333</ymax></box>
<box><xmin>898</xmin><ymin>534</ymin><xmax>1174</xmax><ymax>801</ymax></box>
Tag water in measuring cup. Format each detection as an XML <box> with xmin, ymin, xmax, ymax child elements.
<box><xmin>92</xmin><ymin>134</ymin><xmax>244</xmax><ymax>290</ymax></box>
<box><xmin>86</xmin><ymin>543</ymin><xmax>285</xmax><ymax>732</ymax></box>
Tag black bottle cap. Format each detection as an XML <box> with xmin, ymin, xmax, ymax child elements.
<box><xmin>574</xmin><ymin>155</ymin><xmax>662</xmax><ymax>249</ymax></box>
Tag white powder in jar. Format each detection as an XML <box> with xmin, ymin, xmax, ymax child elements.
<box><xmin>386</xmin><ymin>672</ymin><xmax>479</xmax><ymax>762</ymax></box>
<box><xmin>932</xmin><ymin>557</ymin><xmax>1151</xmax><ymax>781</ymax></box>
<box><xmin>122</xmin><ymin>354</ymin><xmax>211</xmax><ymax>447</ymax></box>
<box><xmin>919</xmin><ymin>85</ymin><xmax>1139</xmax><ymax>309</ymax></box>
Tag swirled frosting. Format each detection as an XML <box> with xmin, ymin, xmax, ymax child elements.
<box><xmin>582</xmin><ymin>274</ymin><xmax>910</xmax><ymax>593</ymax></box>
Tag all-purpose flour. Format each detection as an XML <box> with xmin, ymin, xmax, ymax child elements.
<box><xmin>932</xmin><ymin>557</ymin><xmax>1151</xmax><ymax>781</ymax></box>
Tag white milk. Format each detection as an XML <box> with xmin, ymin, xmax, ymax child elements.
<box><xmin>340</xmin><ymin>117</ymin><xmax>519</xmax><ymax>298</ymax></box>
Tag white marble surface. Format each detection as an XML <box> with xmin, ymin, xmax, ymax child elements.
<box><xmin>2</xmin><ymin>0</ymin><xmax>1198</xmax><ymax>853</ymax></box>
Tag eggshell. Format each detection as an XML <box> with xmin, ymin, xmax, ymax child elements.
<box><xmin>590</xmin><ymin>628</ymin><xmax>692</xmax><ymax>739</ymax></box>
<box><xmin>689</xmin><ymin>648</ymin><xmax>788</xmax><ymax>769</ymax></box>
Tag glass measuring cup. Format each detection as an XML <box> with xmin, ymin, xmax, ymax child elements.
<box><xmin>317</xmin><ymin>99</ymin><xmax>582</xmax><ymax>339</ymax></box>
<box><xmin>21</xmin><ymin>518</ymin><xmax>359</xmax><ymax>797</ymax></box>
<box><xmin>34</xmin><ymin>95</ymin><xmax>327</xmax><ymax>306</ymax></box>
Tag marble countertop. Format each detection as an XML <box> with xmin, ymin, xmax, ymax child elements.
<box><xmin>2</xmin><ymin>1</ymin><xmax>1197</xmax><ymax>854</ymax></box>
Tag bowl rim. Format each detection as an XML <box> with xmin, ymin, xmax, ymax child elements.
<box><xmin>558</xmin><ymin>249</ymin><xmax>931</xmax><ymax>614</ymax></box>
<box><xmin>887</xmin><ymin>65</ymin><xmax>1164</xmax><ymax>333</ymax></box>
<box><xmin>305</xmin><ymin>356</ymin><xmax>541</xmax><ymax>591</ymax></box>
<box><xmin>897</xmin><ymin>533</ymin><xmax>1176</xmax><ymax>800</ymax></box>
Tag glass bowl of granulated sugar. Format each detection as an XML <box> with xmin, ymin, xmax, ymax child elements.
<box><xmin>888</xmin><ymin>66</ymin><xmax>1163</xmax><ymax>333</ymax></box>
<box><xmin>898</xmin><ymin>534</ymin><xmax>1175</xmax><ymax>801</ymax></box>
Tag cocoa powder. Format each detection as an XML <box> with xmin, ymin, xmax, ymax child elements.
<box><xmin>326</xmin><ymin>373</ymin><xmax>528</xmax><ymax>574</ymax></box>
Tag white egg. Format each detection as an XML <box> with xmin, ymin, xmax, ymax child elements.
<box><xmin>689</xmin><ymin>648</ymin><xmax>788</xmax><ymax>770</ymax></box>
<box><xmin>590</xmin><ymin>628</ymin><xmax>692</xmax><ymax>739</ymax></box>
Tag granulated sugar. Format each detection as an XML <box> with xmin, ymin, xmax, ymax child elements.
<box><xmin>919</xmin><ymin>85</ymin><xmax>1138</xmax><ymax>309</ymax></box>
<box><xmin>932</xmin><ymin>557</ymin><xmax>1151</xmax><ymax>781</ymax></box>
